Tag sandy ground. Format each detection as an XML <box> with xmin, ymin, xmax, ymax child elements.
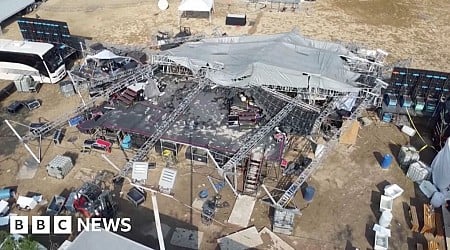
<box><xmin>0</xmin><ymin>0</ymin><xmax>448</xmax><ymax>249</ymax></box>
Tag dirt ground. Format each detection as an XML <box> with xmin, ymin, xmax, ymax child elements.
<box><xmin>0</xmin><ymin>0</ymin><xmax>449</xmax><ymax>249</ymax></box>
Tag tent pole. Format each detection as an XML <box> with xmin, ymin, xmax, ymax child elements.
<box><xmin>4</xmin><ymin>120</ymin><xmax>41</xmax><ymax>163</ymax></box>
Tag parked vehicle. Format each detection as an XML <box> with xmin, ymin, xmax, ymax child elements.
<box><xmin>0</xmin><ymin>0</ymin><xmax>46</xmax><ymax>30</ymax></box>
<box><xmin>0</xmin><ymin>39</ymin><xmax>66</xmax><ymax>83</ymax></box>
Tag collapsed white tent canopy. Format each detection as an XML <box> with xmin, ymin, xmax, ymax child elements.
<box><xmin>162</xmin><ymin>31</ymin><xmax>363</xmax><ymax>93</ymax></box>
<box><xmin>178</xmin><ymin>0</ymin><xmax>214</xmax><ymax>23</ymax></box>
<box><xmin>431</xmin><ymin>138</ymin><xmax>450</xmax><ymax>193</ymax></box>
<box><xmin>86</xmin><ymin>50</ymin><xmax>124</xmax><ymax>61</ymax></box>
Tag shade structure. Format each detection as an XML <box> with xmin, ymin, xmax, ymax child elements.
<box><xmin>178</xmin><ymin>0</ymin><xmax>214</xmax><ymax>23</ymax></box>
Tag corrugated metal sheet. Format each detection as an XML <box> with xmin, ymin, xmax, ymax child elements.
<box><xmin>0</xmin><ymin>0</ymin><xmax>35</xmax><ymax>23</ymax></box>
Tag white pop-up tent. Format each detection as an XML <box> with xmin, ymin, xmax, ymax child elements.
<box><xmin>178</xmin><ymin>0</ymin><xmax>214</xmax><ymax>23</ymax></box>
<box><xmin>431</xmin><ymin>138</ymin><xmax>450</xmax><ymax>194</ymax></box>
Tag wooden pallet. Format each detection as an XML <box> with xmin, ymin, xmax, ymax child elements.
<box><xmin>410</xmin><ymin>205</ymin><xmax>419</xmax><ymax>232</ymax></box>
<box><xmin>424</xmin><ymin>232</ymin><xmax>445</xmax><ymax>250</ymax></box>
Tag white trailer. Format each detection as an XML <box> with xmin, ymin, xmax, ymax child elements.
<box><xmin>0</xmin><ymin>0</ymin><xmax>44</xmax><ymax>33</ymax></box>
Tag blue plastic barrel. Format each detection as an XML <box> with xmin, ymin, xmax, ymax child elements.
<box><xmin>198</xmin><ymin>189</ymin><xmax>208</xmax><ymax>199</ymax></box>
<box><xmin>303</xmin><ymin>186</ymin><xmax>315</xmax><ymax>202</ymax></box>
<box><xmin>0</xmin><ymin>189</ymin><xmax>11</xmax><ymax>200</ymax></box>
<box><xmin>381</xmin><ymin>154</ymin><xmax>393</xmax><ymax>169</ymax></box>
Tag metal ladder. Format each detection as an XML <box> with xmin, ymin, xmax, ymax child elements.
<box><xmin>118</xmin><ymin>76</ymin><xmax>207</xmax><ymax>177</ymax></box>
<box><xmin>23</xmin><ymin>65</ymin><xmax>155</xmax><ymax>141</ymax></box>
<box><xmin>310</xmin><ymin>98</ymin><xmax>342</xmax><ymax>135</ymax></box>
<box><xmin>89</xmin><ymin>65</ymin><xmax>152</xmax><ymax>87</ymax></box>
<box><xmin>221</xmin><ymin>96</ymin><xmax>302</xmax><ymax>172</ymax></box>
<box><xmin>260</xmin><ymin>86</ymin><xmax>321</xmax><ymax>113</ymax></box>
<box><xmin>150</xmin><ymin>34</ymin><xmax>206</xmax><ymax>49</ymax></box>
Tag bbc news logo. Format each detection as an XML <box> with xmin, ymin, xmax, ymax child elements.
<box><xmin>10</xmin><ymin>216</ymin><xmax>131</xmax><ymax>234</ymax></box>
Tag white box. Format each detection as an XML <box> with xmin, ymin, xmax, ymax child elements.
<box><xmin>401</xmin><ymin>125</ymin><xmax>416</xmax><ymax>137</ymax></box>
<box><xmin>419</xmin><ymin>180</ymin><xmax>438</xmax><ymax>198</ymax></box>
<box><xmin>380</xmin><ymin>195</ymin><xmax>393</xmax><ymax>212</ymax></box>
<box><xmin>374</xmin><ymin>231</ymin><xmax>389</xmax><ymax>250</ymax></box>
<box><xmin>384</xmin><ymin>184</ymin><xmax>404</xmax><ymax>199</ymax></box>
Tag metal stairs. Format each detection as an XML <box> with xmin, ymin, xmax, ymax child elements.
<box><xmin>117</xmin><ymin>88</ymin><xmax>138</xmax><ymax>106</ymax></box>
<box><xmin>118</xmin><ymin>76</ymin><xmax>207</xmax><ymax>178</ymax></box>
<box><xmin>243</xmin><ymin>157</ymin><xmax>263</xmax><ymax>195</ymax></box>
<box><xmin>23</xmin><ymin>65</ymin><xmax>155</xmax><ymax>141</ymax></box>
<box><xmin>221</xmin><ymin>95</ymin><xmax>302</xmax><ymax>172</ymax></box>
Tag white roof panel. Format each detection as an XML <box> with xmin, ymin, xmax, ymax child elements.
<box><xmin>178</xmin><ymin>0</ymin><xmax>214</xmax><ymax>12</ymax></box>
<box><xmin>0</xmin><ymin>39</ymin><xmax>54</xmax><ymax>57</ymax></box>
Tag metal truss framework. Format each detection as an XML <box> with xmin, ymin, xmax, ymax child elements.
<box><xmin>117</xmin><ymin>75</ymin><xmax>208</xmax><ymax>179</ymax></box>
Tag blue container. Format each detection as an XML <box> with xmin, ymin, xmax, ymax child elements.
<box><xmin>303</xmin><ymin>186</ymin><xmax>315</xmax><ymax>202</ymax></box>
<box><xmin>68</xmin><ymin>115</ymin><xmax>84</xmax><ymax>127</ymax></box>
<box><xmin>198</xmin><ymin>189</ymin><xmax>208</xmax><ymax>199</ymax></box>
<box><xmin>121</xmin><ymin>135</ymin><xmax>132</xmax><ymax>149</ymax></box>
<box><xmin>0</xmin><ymin>189</ymin><xmax>11</xmax><ymax>200</ymax></box>
<box><xmin>381</xmin><ymin>154</ymin><xmax>393</xmax><ymax>169</ymax></box>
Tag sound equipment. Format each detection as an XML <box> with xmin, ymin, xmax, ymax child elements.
<box><xmin>226</xmin><ymin>14</ymin><xmax>246</xmax><ymax>26</ymax></box>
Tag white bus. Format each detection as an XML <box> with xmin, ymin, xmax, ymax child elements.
<box><xmin>0</xmin><ymin>39</ymin><xmax>66</xmax><ymax>83</ymax></box>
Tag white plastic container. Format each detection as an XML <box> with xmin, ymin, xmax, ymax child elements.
<box><xmin>380</xmin><ymin>195</ymin><xmax>394</xmax><ymax>212</ymax></box>
<box><xmin>401</xmin><ymin>125</ymin><xmax>416</xmax><ymax>137</ymax></box>
<box><xmin>373</xmin><ymin>224</ymin><xmax>391</xmax><ymax>237</ymax></box>
<box><xmin>384</xmin><ymin>184</ymin><xmax>404</xmax><ymax>199</ymax></box>
<box><xmin>374</xmin><ymin>232</ymin><xmax>389</xmax><ymax>250</ymax></box>
<box><xmin>431</xmin><ymin>192</ymin><xmax>445</xmax><ymax>208</ymax></box>
<box><xmin>419</xmin><ymin>180</ymin><xmax>438</xmax><ymax>198</ymax></box>
<box><xmin>379</xmin><ymin>211</ymin><xmax>393</xmax><ymax>227</ymax></box>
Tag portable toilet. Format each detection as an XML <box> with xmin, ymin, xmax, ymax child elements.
<box><xmin>121</xmin><ymin>135</ymin><xmax>132</xmax><ymax>149</ymax></box>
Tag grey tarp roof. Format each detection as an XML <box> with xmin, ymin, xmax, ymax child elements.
<box><xmin>162</xmin><ymin>31</ymin><xmax>362</xmax><ymax>93</ymax></box>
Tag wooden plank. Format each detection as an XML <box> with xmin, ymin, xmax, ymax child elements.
<box><xmin>435</xmin><ymin>212</ymin><xmax>444</xmax><ymax>239</ymax></box>
<box><xmin>410</xmin><ymin>205</ymin><xmax>419</xmax><ymax>232</ymax></box>
<box><xmin>339</xmin><ymin>120</ymin><xmax>360</xmax><ymax>145</ymax></box>
<box><xmin>421</xmin><ymin>204</ymin><xmax>436</xmax><ymax>234</ymax></box>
